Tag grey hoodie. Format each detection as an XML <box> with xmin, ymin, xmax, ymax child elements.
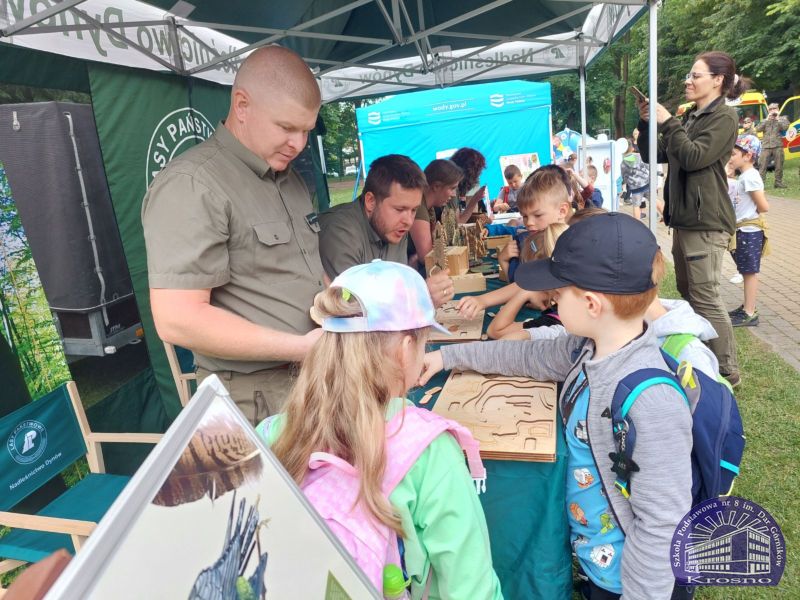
<box><xmin>650</xmin><ymin>299</ymin><xmax>720</xmax><ymax>384</ymax></box>
<box><xmin>440</xmin><ymin>325</ymin><xmax>693</xmax><ymax>600</ymax></box>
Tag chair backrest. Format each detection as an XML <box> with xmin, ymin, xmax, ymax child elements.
<box><xmin>163</xmin><ymin>342</ymin><xmax>196</xmax><ymax>407</ymax></box>
<box><xmin>0</xmin><ymin>384</ymin><xmax>87</xmax><ymax>510</ymax></box>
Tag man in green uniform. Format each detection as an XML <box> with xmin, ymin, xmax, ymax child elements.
<box><xmin>318</xmin><ymin>154</ymin><xmax>454</xmax><ymax>307</ymax></box>
<box><xmin>142</xmin><ymin>46</ymin><xmax>325</xmax><ymax>424</ymax></box>
<box><xmin>757</xmin><ymin>102</ymin><xmax>790</xmax><ymax>188</ymax></box>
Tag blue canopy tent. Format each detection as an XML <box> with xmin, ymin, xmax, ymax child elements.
<box><xmin>356</xmin><ymin>80</ymin><xmax>551</xmax><ymax>198</ymax></box>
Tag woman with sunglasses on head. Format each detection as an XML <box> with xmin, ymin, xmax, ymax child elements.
<box><xmin>637</xmin><ymin>50</ymin><xmax>750</xmax><ymax>388</ymax></box>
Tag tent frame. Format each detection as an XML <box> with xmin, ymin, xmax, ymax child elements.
<box><xmin>1</xmin><ymin>0</ymin><xmax>661</xmax><ymax>233</ymax></box>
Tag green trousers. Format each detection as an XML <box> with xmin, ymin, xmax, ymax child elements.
<box><xmin>672</xmin><ymin>228</ymin><xmax>739</xmax><ymax>377</ymax></box>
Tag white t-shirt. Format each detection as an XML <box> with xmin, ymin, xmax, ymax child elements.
<box><xmin>733</xmin><ymin>168</ymin><xmax>764</xmax><ymax>232</ymax></box>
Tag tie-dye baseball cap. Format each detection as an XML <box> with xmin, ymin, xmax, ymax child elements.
<box><xmin>323</xmin><ymin>260</ymin><xmax>450</xmax><ymax>335</ymax></box>
<box><xmin>735</xmin><ymin>134</ymin><xmax>762</xmax><ymax>162</ymax></box>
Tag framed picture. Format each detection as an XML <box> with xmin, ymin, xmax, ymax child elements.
<box><xmin>46</xmin><ymin>376</ymin><xmax>378</xmax><ymax>600</ymax></box>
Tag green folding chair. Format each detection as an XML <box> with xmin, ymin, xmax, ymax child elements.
<box><xmin>0</xmin><ymin>382</ymin><xmax>161</xmax><ymax>581</ymax></box>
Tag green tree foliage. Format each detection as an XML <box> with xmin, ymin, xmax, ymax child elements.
<box><xmin>552</xmin><ymin>0</ymin><xmax>799</xmax><ymax>138</ymax></box>
<box><xmin>319</xmin><ymin>101</ymin><xmax>359</xmax><ymax>175</ymax></box>
<box><xmin>0</xmin><ymin>163</ymin><xmax>71</xmax><ymax>399</ymax></box>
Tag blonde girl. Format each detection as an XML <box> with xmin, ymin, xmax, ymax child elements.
<box><xmin>258</xmin><ymin>260</ymin><xmax>502</xmax><ymax>600</ymax></box>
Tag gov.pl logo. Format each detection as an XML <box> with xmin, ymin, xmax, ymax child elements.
<box><xmin>671</xmin><ymin>496</ymin><xmax>785</xmax><ymax>586</ymax></box>
<box><xmin>7</xmin><ymin>420</ymin><xmax>48</xmax><ymax>465</ymax></box>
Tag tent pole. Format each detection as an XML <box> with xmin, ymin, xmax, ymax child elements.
<box><xmin>647</xmin><ymin>0</ymin><xmax>658</xmax><ymax>232</ymax></box>
<box><xmin>579</xmin><ymin>39</ymin><xmax>588</xmax><ymax>176</ymax></box>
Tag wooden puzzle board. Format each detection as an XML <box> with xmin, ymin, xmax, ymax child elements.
<box><xmin>432</xmin><ymin>371</ymin><xmax>557</xmax><ymax>462</ymax></box>
<box><xmin>427</xmin><ymin>300</ymin><xmax>484</xmax><ymax>343</ymax></box>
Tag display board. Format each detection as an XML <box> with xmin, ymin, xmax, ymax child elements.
<box><xmin>46</xmin><ymin>376</ymin><xmax>378</xmax><ymax>600</ymax></box>
<box><xmin>577</xmin><ymin>140</ymin><xmax>622</xmax><ymax>211</ymax></box>
<box><xmin>356</xmin><ymin>80</ymin><xmax>552</xmax><ymax>199</ymax></box>
<box><xmin>433</xmin><ymin>371</ymin><xmax>557</xmax><ymax>462</ymax></box>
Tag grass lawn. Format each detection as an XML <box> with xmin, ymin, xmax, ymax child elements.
<box><xmin>761</xmin><ymin>160</ymin><xmax>800</xmax><ymax>200</ymax></box>
<box><xmin>661</xmin><ymin>268</ymin><xmax>799</xmax><ymax>598</ymax></box>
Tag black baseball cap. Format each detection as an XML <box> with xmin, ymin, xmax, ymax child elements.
<box><xmin>515</xmin><ymin>212</ymin><xmax>659</xmax><ymax>294</ymax></box>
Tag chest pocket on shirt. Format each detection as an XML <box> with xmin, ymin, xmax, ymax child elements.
<box><xmin>252</xmin><ymin>221</ymin><xmax>299</xmax><ymax>280</ymax></box>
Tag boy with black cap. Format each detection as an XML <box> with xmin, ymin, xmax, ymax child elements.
<box><xmin>420</xmin><ymin>213</ymin><xmax>693</xmax><ymax>600</ymax></box>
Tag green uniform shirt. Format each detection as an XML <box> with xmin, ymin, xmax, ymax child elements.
<box><xmin>415</xmin><ymin>199</ymin><xmax>435</xmax><ymax>225</ymax></box>
<box><xmin>258</xmin><ymin>398</ymin><xmax>503</xmax><ymax>600</ymax></box>
<box><xmin>141</xmin><ymin>123</ymin><xmax>325</xmax><ymax>373</ymax></box>
<box><xmin>318</xmin><ymin>196</ymin><xmax>409</xmax><ymax>279</ymax></box>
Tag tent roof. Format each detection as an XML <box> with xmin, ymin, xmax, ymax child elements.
<box><xmin>1</xmin><ymin>0</ymin><xmax>646</xmax><ymax>100</ymax></box>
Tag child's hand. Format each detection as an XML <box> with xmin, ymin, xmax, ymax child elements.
<box><xmin>494</xmin><ymin>202</ymin><xmax>510</xmax><ymax>213</ymax></box>
<box><xmin>499</xmin><ymin>241</ymin><xmax>519</xmax><ymax>261</ymax></box>
<box><xmin>458</xmin><ymin>295</ymin><xmax>485</xmax><ymax>319</ymax></box>
<box><xmin>419</xmin><ymin>351</ymin><xmax>444</xmax><ymax>386</ymax></box>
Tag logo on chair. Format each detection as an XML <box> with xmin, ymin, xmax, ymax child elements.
<box><xmin>7</xmin><ymin>420</ymin><xmax>48</xmax><ymax>465</ymax></box>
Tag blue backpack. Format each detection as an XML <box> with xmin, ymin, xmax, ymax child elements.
<box><xmin>608</xmin><ymin>340</ymin><xmax>745</xmax><ymax>506</ymax></box>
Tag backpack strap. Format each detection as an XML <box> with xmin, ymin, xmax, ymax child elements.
<box><xmin>383</xmin><ymin>406</ymin><xmax>487</xmax><ymax>497</ymax></box>
<box><xmin>661</xmin><ymin>333</ymin><xmax>697</xmax><ymax>361</ymax></box>
<box><xmin>609</xmin><ymin>367</ymin><xmax>688</xmax><ymax>499</ymax></box>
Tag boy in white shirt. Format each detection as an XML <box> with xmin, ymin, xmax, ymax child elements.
<box><xmin>727</xmin><ymin>134</ymin><xmax>769</xmax><ymax>327</ymax></box>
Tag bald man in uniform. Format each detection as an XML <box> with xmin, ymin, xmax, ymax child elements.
<box><xmin>142</xmin><ymin>45</ymin><xmax>326</xmax><ymax>424</ymax></box>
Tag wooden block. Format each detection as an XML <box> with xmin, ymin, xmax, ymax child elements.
<box><xmin>424</xmin><ymin>246</ymin><xmax>469</xmax><ymax>276</ymax></box>
<box><xmin>451</xmin><ymin>272</ymin><xmax>486</xmax><ymax>294</ymax></box>
<box><xmin>486</xmin><ymin>235</ymin><xmax>512</xmax><ymax>250</ymax></box>
<box><xmin>433</xmin><ymin>371</ymin><xmax>558</xmax><ymax>462</ymax></box>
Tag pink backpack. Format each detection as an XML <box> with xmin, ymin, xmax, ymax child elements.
<box><xmin>301</xmin><ymin>406</ymin><xmax>486</xmax><ymax>595</ymax></box>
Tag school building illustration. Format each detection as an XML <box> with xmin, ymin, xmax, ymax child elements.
<box><xmin>684</xmin><ymin>525</ymin><xmax>771</xmax><ymax>575</ymax></box>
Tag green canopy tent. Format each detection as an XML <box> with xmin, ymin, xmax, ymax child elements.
<box><xmin>1</xmin><ymin>3</ymin><xmax>664</xmax><ymax>597</ymax></box>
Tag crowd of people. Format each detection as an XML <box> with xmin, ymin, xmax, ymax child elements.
<box><xmin>141</xmin><ymin>44</ymin><xmax>759</xmax><ymax>600</ymax></box>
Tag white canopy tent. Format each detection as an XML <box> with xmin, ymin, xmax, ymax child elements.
<box><xmin>1</xmin><ymin>0</ymin><xmax>661</xmax><ymax>229</ymax></box>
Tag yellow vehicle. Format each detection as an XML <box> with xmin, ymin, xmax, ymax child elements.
<box><xmin>779</xmin><ymin>95</ymin><xmax>800</xmax><ymax>163</ymax></box>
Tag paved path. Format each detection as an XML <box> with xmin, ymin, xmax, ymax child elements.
<box><xmin>654</xmin><ymin>194</ymin><xmax>800</xmax><ymax>372</ymax></box>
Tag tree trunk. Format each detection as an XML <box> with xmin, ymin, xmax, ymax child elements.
<box><xmin>613</xmin><ymin>33</ymin><xmax>630</xmax><ymax>139</ymax></box>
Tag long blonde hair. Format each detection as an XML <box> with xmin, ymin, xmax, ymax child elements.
<box><xmin>520</xmin><ymin>222</ymin><xmax>569</xmax><ymax>262</ymax></box>
<box><xmin>272</xmin><ymin>288</ymin><xmax>428</xmax><ymax>536</ymax></box>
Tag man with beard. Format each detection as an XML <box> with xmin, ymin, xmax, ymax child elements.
<box><xmin>319</xmin><ymin>154</ymin><xmax>454</xmax><ymax>307</ymax></box>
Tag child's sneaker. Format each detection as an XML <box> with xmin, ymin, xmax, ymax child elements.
<box><xmin>729</xmin><ymin>273</ymin><xmax>744</xmax><ymax>284</ymax></box>
<box><xmin>731</xmin><ymin>310</ymin><xmax>759</xmax><ymax>327</ymax></box>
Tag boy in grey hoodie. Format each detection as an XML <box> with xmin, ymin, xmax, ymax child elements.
<box><xmin>512</xmin><ymin>297</ymin><xmax>720</xmax><ymax>391</ymax></box>
<box><xmin>420</xmin><ymin>213</ymin><xmax>693</xmax><ymax>600</ymax></box>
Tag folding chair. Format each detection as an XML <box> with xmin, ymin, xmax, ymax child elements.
<box><xmin>163</xmin><ymin>342</ymin><xmax>197</xmax><ymax>407</ymax></box>
<box><xmin>0</xmin><ymin>382</ymin><xmax>161</xmax><ymax>582</ymax></box>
